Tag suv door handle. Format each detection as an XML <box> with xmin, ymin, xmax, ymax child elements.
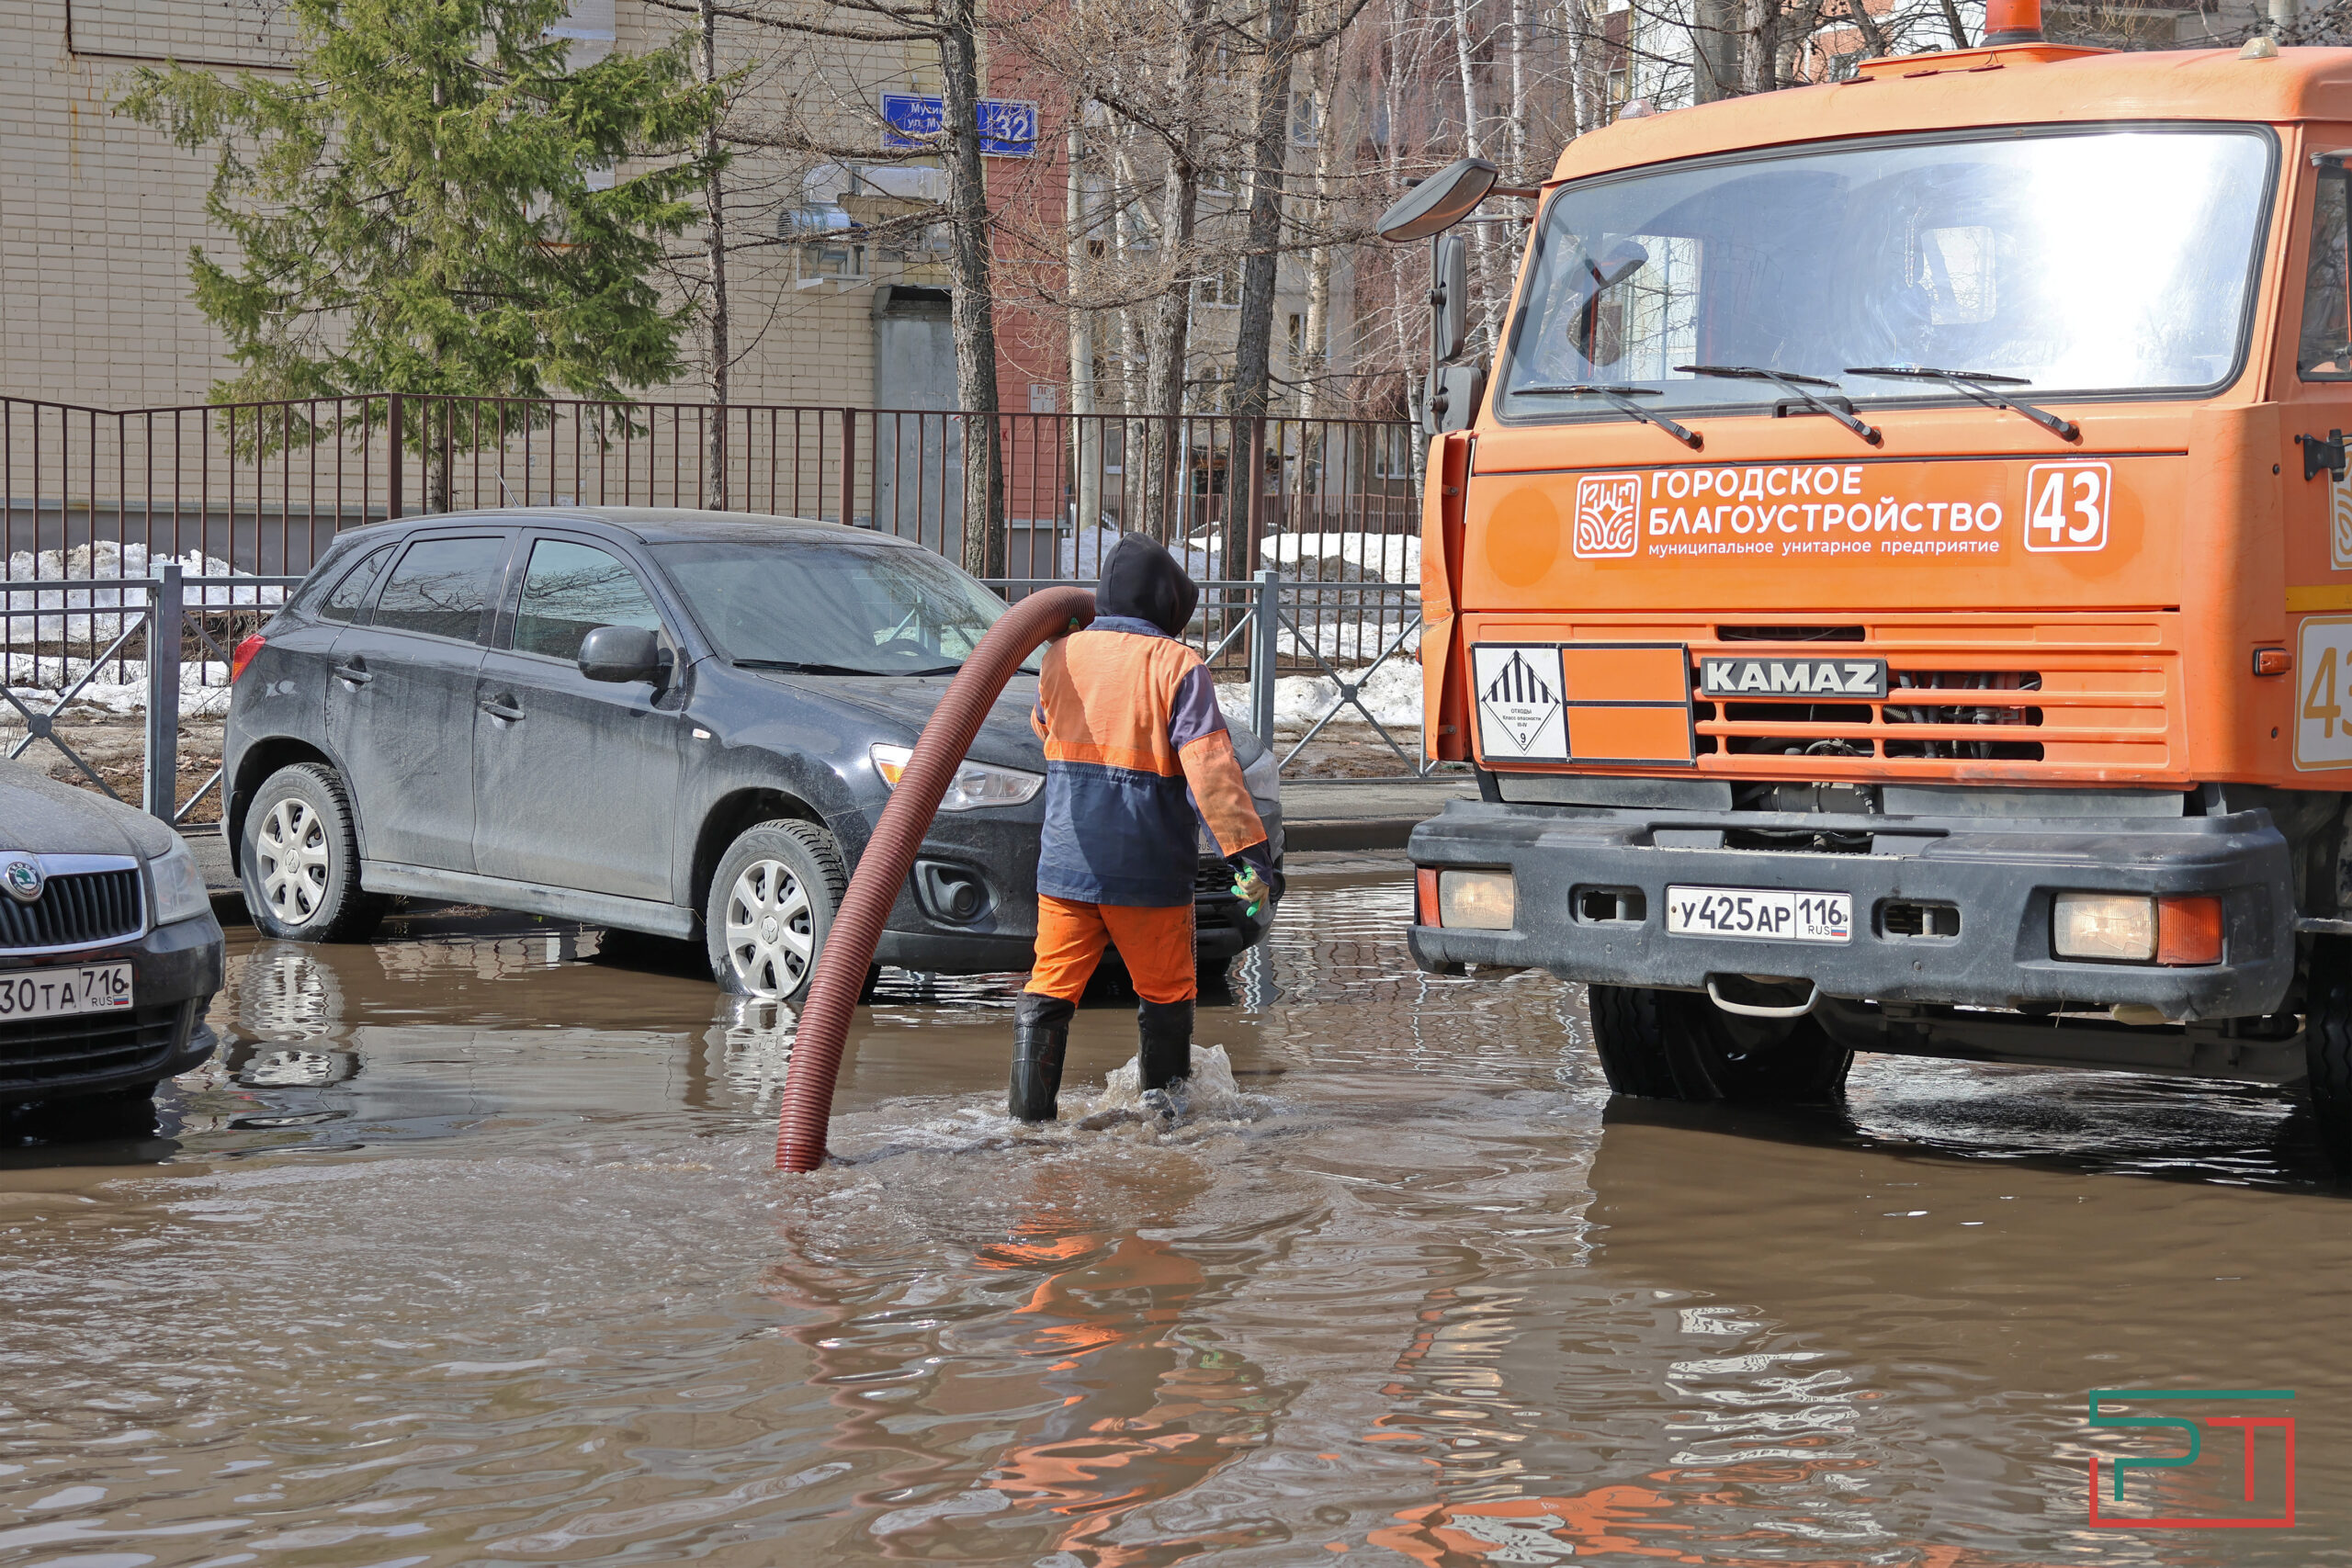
<box><xmin>481</xmin><ymin>696</ymin><xmax>525</xmax><ymax>721</ymax></box>
<box><xmin>332</xmin><ymin>660</ymin><xmax>371</xmax><ymax>686</ymax></box>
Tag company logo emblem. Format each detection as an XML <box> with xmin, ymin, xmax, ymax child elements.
<box><xmin>2088</xmin><ymin>1388</ymin><xmax>2295</xmax><ymax>1529</ymax></box>
<box><xmin>1572</xmin><ymin>473</ymin><xmax>1642</xmax><ymax>558</ymax></box>
<box><xmin>2</xmin><ymin>859</ymin><xmax>42</xmax><ymax>903</ymax></box>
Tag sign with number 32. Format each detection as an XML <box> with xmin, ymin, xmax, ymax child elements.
<box><xmin>2024</xmin><ymin>461</ymin><xmax>2111</xmax><ymax>553</ymax></box>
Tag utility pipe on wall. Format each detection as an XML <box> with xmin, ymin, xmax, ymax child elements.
<box><xmin>775</xmin><ymin>584</ymin><xmax>1097</xmax><ymax>1171</ymax></box>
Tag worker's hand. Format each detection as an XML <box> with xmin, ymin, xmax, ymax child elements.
<box><xmin>1227</xmin><ymin>848</ymin><xmax>1283</xmax><ymax>915</ymax></box>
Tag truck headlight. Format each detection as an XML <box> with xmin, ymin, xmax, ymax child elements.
<box><xmin>2053</xmin><ymin>892</ymin><xmax>2223</xmax><ymax>965</ymax></box>
<box><xmin>2052</xmin><ymin>893</ymin><xmax>2156</xmax><ymax>962</ymax></box>
<box><xmin>869</xmin><ymin>744</ymin><xmax>1043</xmax><ymax>811</ymax></box>
<box><xmin>148</xmin><ymin>838</ymin><xmax>213</xmax><ymax>926</ymax></box>
<box><xmin>1430</xmin><ymin>868</ymin><xmax>1515</xmax><ymax>930</ymax></box>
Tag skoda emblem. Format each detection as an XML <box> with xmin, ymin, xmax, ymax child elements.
<box><xmin>2</xmin><ymin>859</ymin><xmax>40</xmax><ymax>904</ymax></box>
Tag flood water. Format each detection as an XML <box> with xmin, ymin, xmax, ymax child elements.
<box><xmin>3</xmin><ymin>855</ymin><xmax>2346</xmax><ymax>1565</ymax></box>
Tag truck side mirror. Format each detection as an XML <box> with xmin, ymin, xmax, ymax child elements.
<box><xmin>1423</xmin><ymin>363</ymin><xmax>1487</xmax><ymax>437</ymax></box>
<box><xmin>579</xmin><ymin>624</ymin><xmax>665</xmax><ymax>684</ymax></box>
<box><xmin>1378</xmin><ymin>157</ymin><xmax>1501</xmax><ymax>243</ymax></box>
<box><xmin>1434</xmin><ymin>234</ymin><xmax>1470</xmax><ymax>364</ymax></box>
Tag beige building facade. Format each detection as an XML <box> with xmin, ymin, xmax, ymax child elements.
<box><xmin>0</xmin><ymin>0</ymin><xmax>950</xmax><ymax>414</ymax></box>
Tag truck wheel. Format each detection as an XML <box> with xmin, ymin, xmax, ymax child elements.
<box><xmin>241</xmin><ymin>763</ymin><xmax>385</xmax><ymax>942</ymax></box>
<box><xmin>1587</xmin><ymin>985</ymin><xmax>1851</xmax><ymax>1104</ymax></box>
<box><xmin>706</xmin><ymin>819</ymin><xmax>847</xmax><ymax>1008</ymax></box>
<box><xmin>2304</xmin><ymin>936</ymin><xmax>2352</xmax><ymax>1172</ymax></box>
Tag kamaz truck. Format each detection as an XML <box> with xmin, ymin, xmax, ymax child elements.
<box><xmin>1399</xmin><ymin>1</ymin><xmax>2352</xmax><ymax>1163</ymax></box>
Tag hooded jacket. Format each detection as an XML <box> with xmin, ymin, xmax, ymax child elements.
<box><xmin>1030</xmin><ymin>536</ymin><xmax>1268</xmax><ymax>907</ymax></box>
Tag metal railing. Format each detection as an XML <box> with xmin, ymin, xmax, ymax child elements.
<box><xmin>2</xmin><ymin>566</ymin><xmax>301</xmax><ymax>824</ymax></box>
<box><xmin>3</xmin><ymin>393</ymin><xmax>1419</xmax><ymax>578</ymax></box>
<box><xmin>986</xmin><ymin>572</ymin><xmax>1429</xmax><ymax>777</ymax></box>
<box><xmin>5</xmin><ymin>391</ymin><xmax>1430</xmax><ymax>814</ymax></box>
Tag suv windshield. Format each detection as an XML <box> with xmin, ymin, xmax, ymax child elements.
<box><xmin>1498</xmin><ymin>126</ymin><xmax>2273</xmax><ymax>420</ymax></box>
<box><xmin>651</xmin><ymin>536</ymin><xmax>1006</xmax><ymax>675</ymax></box>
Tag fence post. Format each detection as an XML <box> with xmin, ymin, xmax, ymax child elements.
<box><xmin>1250</xmin><ymin>568</ymin><xmax>1279</xmax><ymax>745</ymax></box>
<box><xmin>143</xmin><ymin>559</ymin><xmax>182</xmax><ymax>823</ymax></box>
<box><xmin>838</xmin><ymin>408</ymin><xmax>856</xmax><ymax>527</ymax></box>
<box><xmin>386</xmin><ymin>394</ymin><xmax>403</xmax><ymax>521</ymax></box>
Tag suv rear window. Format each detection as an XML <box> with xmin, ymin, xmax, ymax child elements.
<box><xmin>317</xmin><ymin>544</ymin><xmax>395</xmax><ymax>624</ymax></box>
<box><xmin>372</xmin><ymin>536</ymin><xmax>507</xmax><ymax>642</ymax></box>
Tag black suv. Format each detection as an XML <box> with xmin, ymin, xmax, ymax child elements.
<box><xmin>221</xmin><ymin>509</ymin><xmax>1283</xmax><ymax>1002</ymax></box>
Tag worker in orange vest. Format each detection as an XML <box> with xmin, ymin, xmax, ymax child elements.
<box><xmin>1012</xmin><ymin>536</ymin><xmax>1279</xmax><ymax>1120</ymax></box>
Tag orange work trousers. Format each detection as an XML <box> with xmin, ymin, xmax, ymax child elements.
<box><xmin>1025</xmin><ymin>896</ymin><xmax>1197</xmax><ymax>1005</ymax></box>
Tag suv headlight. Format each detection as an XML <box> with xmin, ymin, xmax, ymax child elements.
<box><xmin>869</xmin><ymin>743</ymin><xmax>1043</xmax><ymax>811</ymax></box>
<box><xmin>149</xmin><ymin>837</ymin><xmax>213</xmax><ymax>926</ymax></box>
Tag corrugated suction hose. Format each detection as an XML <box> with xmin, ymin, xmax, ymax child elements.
<box><xmin>775</xmin><ymin>584</ymin><xmax>1096</xmax><ymax>1171</ymax></box>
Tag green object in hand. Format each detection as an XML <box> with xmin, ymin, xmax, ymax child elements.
<box><xmin>1231</xmin><ymin>868</ymin><xmax>1269</xmax><ymax>917</ymax></box>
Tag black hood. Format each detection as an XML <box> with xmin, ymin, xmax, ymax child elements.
<box><xmin>1098</xmin><ymin>535</ymin><xmax>1198</xmax><ymax>637</ymax></box>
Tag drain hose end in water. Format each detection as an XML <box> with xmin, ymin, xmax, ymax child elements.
<box><xmin>775</xmin><ymin>584</ymin><xmax>1096</xmax><ymax>1172</ymax></box>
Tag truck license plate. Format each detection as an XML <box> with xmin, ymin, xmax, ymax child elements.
<box><xmin>1666</xmin><ymin>886</ymin><xmax>1852</xmax><ymax>943</ymax></box>
<box><xmin>0</xmin><ymin>962</ymin><xmax>135</xmax><ymax>1021</ymax></box>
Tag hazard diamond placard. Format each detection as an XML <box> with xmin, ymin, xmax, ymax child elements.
<box><xmin>1471</xmin><ymin>644</ymin><xmax>1568</xmax><ymax>761</ymax></box>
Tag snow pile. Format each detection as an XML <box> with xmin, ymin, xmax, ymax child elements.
<box><xmin>1060</xmin><ymin>524</ymin><xmax>1215</xmax><ymax>581</ymax></box>
<box><xmin>2</xmin><ymin>658</ymin><xmax>238</xmax><ymax>719</ymax></box>
<box><xmin>1216</xmin><ymin>660</ymin><xmax>1423</xmax><ymax>735</ymax></box>
<box><xmin>4</xmin><ymin>542</ymin><xmax>287</xmax><ymax>648</ymax></box>
<box><xmin>1258</xmin><ymin>531</ymin><xmax>1419</xmax><ymax>585</ymax></box>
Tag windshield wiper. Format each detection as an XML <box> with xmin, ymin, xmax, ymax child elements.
<box><xmin>1515</xmin><ymin>383</ymin><xmax>1702</xmax><ymax>450</ymax></box>
<box><xmin>1675</xmin><ymin>365</ymin><xmax>1883</xmax><ymax>447</ymax></box>
<box><xmin>732</xmin><ymin>659</ymin><xmax>892</xmax><ymax>676</ymax></box>
<box><xmin>1845</xmin><ymin>365</ymin><xmax>2081</xmax><ymax>444</ymax></box>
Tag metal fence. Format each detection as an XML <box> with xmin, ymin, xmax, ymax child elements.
<box><xmin>4</xmin><ymin>392</ymin><xmax>1431</xmax><ymax>815</ymax></box>
<box><xmin>2</xmin><ymin>393</ymin><xmax>1419</xmax><ymax>577</ymax></box>
<box><xmin>2</xmin><ymin>565</ymin><xmax>302</xmax><ymax>824</ymax></box>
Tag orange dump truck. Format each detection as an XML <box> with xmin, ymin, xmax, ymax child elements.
<box><xmin>1399</xmin><ymin>5</ymin><xmax>2352</xmax><ymax>1160</ymax></box>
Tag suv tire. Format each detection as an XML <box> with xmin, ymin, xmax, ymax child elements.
<box><xmin>1588</xmin><ymin>984</ymin><xmax>1851</xmax><ymax>1104</ymax></box>
<box><xmin>241</xmin><ymin>762</ymin><xmax>385</xmax><ymax>942</ymax></box>
<box><xmin>706</xmin><ymin>819</ymin><xmax>847</xmax><ymax>1007</ymax></box>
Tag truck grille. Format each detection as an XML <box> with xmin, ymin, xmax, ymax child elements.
<box><xmin>0</xmin><ymin>1003</ymin><xmax>181</xmax><ymax>1089</ymax></box>
<box><xmin>0</xmin><ymin>868</ymin><xmax>144</xmax><ymax>953</ymax></box>
<box><xmin>1680</xmin><ymin>623</ymin><xmax>2171</xmax><ymax>777</ymax></box>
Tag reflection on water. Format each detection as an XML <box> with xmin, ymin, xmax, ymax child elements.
<box><xmin>1</xmin><ymin>858</ymin><xmax>2346</xmax><ymax>1564</ymax></box>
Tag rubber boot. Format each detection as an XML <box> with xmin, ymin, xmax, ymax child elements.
<box><xmin>1008</xmin><ymin>992</ymin><xmax>1077</xmax><ymax>1122</ymax></box>
<box><xmin>1137</xmin><ymin>998</ymin><xmax>1194</xmax><ymax>1093</ymax></box>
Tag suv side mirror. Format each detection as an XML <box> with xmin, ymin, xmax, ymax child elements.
<box><xmin>579</xmin><ymin>625</ymin><xmax>665</xmax><ymax>684</ymax></box>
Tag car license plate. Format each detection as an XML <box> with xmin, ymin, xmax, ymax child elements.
<box><xmin>0</xmin><ymin>962</ymin><xmax>135</xmax><ymax>1021</ymax></box>
<box><xmin>1666</xmin><ymin>886</ymin><xmax>1852</xmax><ymax>943</ymax></box>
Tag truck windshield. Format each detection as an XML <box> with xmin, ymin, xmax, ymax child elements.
<box><xmin>1498</xmin><ymin>126</ymin><xmax>2273</xmax><ymax>420</ymax></box>
<box><xmin>651</xmin><ymin>536</ymin><xmax>1006</xmax><ymax>676</ymax></box>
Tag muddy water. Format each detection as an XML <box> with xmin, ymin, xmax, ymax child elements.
<box><xmin>2</xmin><ymin>858</ymin><xmax>2346</xmax><ymax>1565</ymax></box>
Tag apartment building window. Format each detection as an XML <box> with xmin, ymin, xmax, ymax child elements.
<box><xmin>1200</xmin><ymin>258</ymin><xmax>1243</xmax><ymax>308</ymax></box>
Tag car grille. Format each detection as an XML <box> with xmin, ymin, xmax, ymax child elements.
<box><xmin>0</xmin><ymin>868</ymin><xmax>144</xmax><ymax>953</ymax></box>
<box><xmin>0</xmin><ymin>1002</ymin><xmax>183</xmax><ymax>1089</ymax></box>
<box><xmin>1193</xmin><ymin>857</ymin><xmax>1238</xmax><ymax>902</ymax></box>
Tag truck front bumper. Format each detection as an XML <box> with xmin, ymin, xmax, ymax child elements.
<box><xmin>1408</xmin><ymin>801</ymin><xmax>2299</xmax><ymax>1021</ymax></box>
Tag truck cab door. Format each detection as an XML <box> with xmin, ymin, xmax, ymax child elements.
<box><xmin>2282</xmin><ymin>143</ymin><xmax>2352</xmax><ymax>772</ymax></box>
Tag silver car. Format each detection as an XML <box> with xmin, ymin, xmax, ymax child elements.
<box><xmin>1</xmin><ymin>761</ymin><xmax>224</xmax><ymax>1131</ymax></box>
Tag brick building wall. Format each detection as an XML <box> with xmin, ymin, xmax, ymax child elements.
<box><xmin>0</xmin><ymin>0</ymin><xmax>957</xmax><ymax>414</ymax></box>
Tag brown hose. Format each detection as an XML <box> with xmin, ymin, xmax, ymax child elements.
<box><xmin>775</xmin><ymin>584</ymin><xmax>1097</xmax><ymax>1171</ymax></box>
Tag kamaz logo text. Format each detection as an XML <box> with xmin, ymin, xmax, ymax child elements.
<box><xmin>1698</xmin><ymin>658</ymin><xmax>1888</xmax><ymax>699</ymax></box>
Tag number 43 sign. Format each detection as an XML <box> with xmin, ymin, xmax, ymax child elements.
<box><xmin>2298</xmin><ymin>616</ymin><xmax>2352</xmax><ymax>769</ymax></box>
<box><xmin>2024</xmin><ymin>460</ymin><xmax>2111</xmax><ymax>553</ymax></box>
